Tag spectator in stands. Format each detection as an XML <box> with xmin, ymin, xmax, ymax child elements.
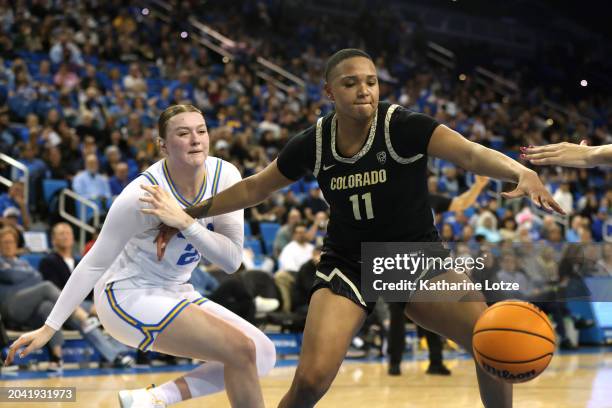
<box><xmin>553</xmin><ymin>182</ymin><xmax>574</xmax><ymax>215</ymax></box>
<box><xmin>596</xmin><ymin>243</ymin><xmax>612</xmax><ymax>276</ymax></box>
<box><xmin>438</xmin><ymin>166</ymin><xmax>460</xmax><ymax>196</ymax></box>
<box><xmin>49</xmin><ymin>30</ymin><xmax>84</xmax><ymax>66</ymax></box>
<box><xmin>72</xmin><ymin>153</ymin><xmax>112</xmax><ymax>209</ymax></box>
<box><xmin>301</xmin><ymin>184</ymin><xmax>329</xmax><ymax>223</ymax></box>
<box><xmin>565</xmin><ymin>215</ymin><xmax>585</xmax><ymax>243</ymax></box>
<box><xmin>15</xmin><ymin>143</ymin><xmax>48</xmax><ymax>209</ymax></box>
<box><xmin>38</xmin><ymin>222</ymin><xmax>96</xmax><ymax>310</ymax></box>
<box><xmin>274</xmin><ymin>223</ymin><xmax>314</xmax><ymax>312</ymax></box>
<box><xmin>0</xmin><ymin>181</ymin><xmax>30</xmax><ymax>230</ymax></box>
<box><xmin>102</xmin><ymin>145</ymin><xmax>121</xmax><ymax>176</ymax></box>
<box><xmin>0</xmin><ymin>227</ymin><xmax>132</xmax><ymax>370</ymax></box>
<box><xmin>495</xmin><ymin>251</ymin><xmax>535</xmax><ymax>299</ymax></box>
<box><xmin>273</xmin><ymin>207</ymin><xmax>302</xmax><ymax>257</ymax></box>
<box><xmin>440</xmin><ymin>223</ymin><xmax>455</xmax><ymax>242</ymax></box>
<box><xmin>109</xmin><ymin>161</ymin><xmax>131</xmax><ymax>197</ymax></box>
<box><xmin>258</xmin><ymin>111</ymin><xmax>281</xmax><ymax>139</ymax></box>
<box><xmin>53</xmin><ymin>62</ymin><xmax>80</xmax><ymax>91</ymax></box>
<box><xmin>0</xmin><ymin>106</ymin><xmax>16</xmax><ymax>155</ymax></box>
<box><xmin>0</xmin><ymin>210</ymin><xmax>25</xmax><ymax>252</ymax></box>
<box><xmin>123</xmin><ymin>63</ymin><xmax>147</xmax><ymax>98</ymax></box>
<box><xmin>475</xmin><ymin>214</ymin><xmax>502</xmax><ymax>243</ymax></box>
<box><xmin>168</xmin><ymin>70</ymin><xmax>194</xmax><ymax>102</ymax></box>
<box><xmin>44</xmin><ymin>146</ymin><xmax>71</xmax><ymax>180</ymax></box>
<box><xmin>499</xmin><ymin>216</ymin><xmax>518</xmax><ymax>242</ymax></box>
<box><xmin>292</xmin><ymin>245</ymin><xmax>322</xmax><ymax>315</ymax></box>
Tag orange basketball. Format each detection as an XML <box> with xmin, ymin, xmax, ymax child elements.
<box><xmin>472</xmin><ymin>300</ymin><xmax>556</xmax><ymax>383</ymax></box>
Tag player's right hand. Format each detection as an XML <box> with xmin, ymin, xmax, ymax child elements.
<box><xmin>155</xmin><ymin>224</ymin><xmax>179</xmax><ymax>261</ymax></box>
<box><xmin>4</xmin><ymin>325</ymin><xmax>55</xmax><ymax>366</ymax></box>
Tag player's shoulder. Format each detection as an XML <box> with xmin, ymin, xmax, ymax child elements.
<box><xmin>207</xmin><ymin>155</ymin><xmax>241</xmax><ymax>180</ymax></box>
<box><xmin>379</xmin><ymin>102</ymin><xmax>416</xmax><ymax>120</ymax></box>
<box><xmin>138</xmin><ymin>159</ymin><xmax>164</xmax><ymax>186</ymax></box>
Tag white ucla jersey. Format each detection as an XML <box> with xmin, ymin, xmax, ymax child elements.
<box><xmin>46</xmin><ymin>155</ymin><xmax>243</xmax><ymax>331</ymax></box>
<box><xmin>102</xmin><ymin>156</ymin><xmax>239</xmax><ymax>287</ymax></box>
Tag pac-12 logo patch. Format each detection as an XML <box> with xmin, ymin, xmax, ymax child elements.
<box><xmin>377</xmin><ymin>151</ymin><xmax>387</xmax><ymax>165</ymax></box>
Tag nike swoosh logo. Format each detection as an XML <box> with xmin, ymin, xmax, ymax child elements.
<box><xmin>323</xmin><ymin>164</ymin><xmax>336</xmax><ymax>171</ymax></box>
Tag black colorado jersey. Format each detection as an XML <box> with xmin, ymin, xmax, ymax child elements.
<box><xmin>277</xmin><ymin>102</ymin><xmax>440</xmax><ymax>261</ymax></box>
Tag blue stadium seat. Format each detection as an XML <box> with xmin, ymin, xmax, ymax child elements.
<box><xmin>43</xmin><ymin>179</ymin><xmax>68</xmax><ymax>203</ymax></box>
<box><xmin>9</xmin><ymin>124</ymin><xmax>29</xmax><ymax>142</ymax></box>
<box><xmin>244</xmin><ymin>222</ymin><xmax>252</xmax><ymax>237</ymax></box>
<box><xmin>20</xmin><ymin>253</ymin><xmax>44</xmax><ymax>270</ymax></box>
<box><xmin>259</xmin><ymin>222</ymin><xmax>281</xmax><ymax>255</ymax></box>
<box><xmin>244</xmin><ymin>238</ymin><xmax>263</xmax><ymax>256</ymax></box>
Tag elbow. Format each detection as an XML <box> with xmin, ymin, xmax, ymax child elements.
<box><xmin>222</xmin><ymin>243</ymin><xmax>243</xmax><ymax>274</ymax></box>
<box><xmin>224</xmin><ymin>259</ymin><xmax>242</xmax><ymax>275</ymax></box>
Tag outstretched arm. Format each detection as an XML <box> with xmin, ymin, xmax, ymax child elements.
<box><xmin>142</xmin><ymin>159</ymin><xmax>294</xmax><ymax>222</ymax></box>
<box><xmin>4</xmin><ymin>178</ymin><xmax>154</xmax><ymax>365</ymax></box>
<box><xmin>523</xmin><ymin>141</ymin><xmax>612</xmax><ymax>168</ymax></box>
<box><xmin>427</xmin><ymin>125</ymin><xmax>564</xmax><ymax>214</ymax></box>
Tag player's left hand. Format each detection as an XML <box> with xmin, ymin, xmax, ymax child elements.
<box><xmin>140</xmin><ymin>185</ymin><xmax>195</xmax><ymax>230</ymax></box>
<box><xmin>500</xmin><ymin>169</ymin><xmax>565</xmax><ymax>214</ymax></box>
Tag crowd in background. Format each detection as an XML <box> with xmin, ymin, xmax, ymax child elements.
<box><xmin>0</xmin><ymin>0</ymin><xmax>610</xmax><ymax>360</ymax></box>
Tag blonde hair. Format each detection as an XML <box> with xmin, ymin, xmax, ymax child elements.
<box><xmin>157</xmin><ymin>104</ymin><xmax>203</xmax><ymax>140</ymax></box>
<box><xmin>0</xmin><ymin>226</ymin><xmax>19</xmax><ymax>242</ymax></box>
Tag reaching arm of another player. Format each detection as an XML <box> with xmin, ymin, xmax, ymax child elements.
<box><xmin>523</xmin><ymin>141</ymin><xmax>612</xmax><ymax>168</ymax></box>
<box><xmin>141</xmin><ymin>160</ymin><xmax>293</xmax><ymax>225</ymax></box>
<box><xmin>4</xmin><ymin>180</ymin><xmax>153</xmax><ymax>365</ymax></box>
<box><xmin>428</xmin><ymin>125</ymin><xmax>565</xmax><ymax>214</ymax></box>
<box><xmin>448</xmin><ymin>175</ymin><xmax>489</xmax><ymax>213</ymax></box>
<box><xmin>142</xmin><ymin>160</ymin><xmax>294</xmax><ymax>259</ymax></box>
<box><xmin>188</xmin><ymin>160</ymin><xmax>293</xmax><ymax>219</ymax></box>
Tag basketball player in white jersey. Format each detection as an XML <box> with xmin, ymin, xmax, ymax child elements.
<box><xmin>4</xmin><ymin>105</ymin><xmax>276</xmax><ymax>408</ymax></box>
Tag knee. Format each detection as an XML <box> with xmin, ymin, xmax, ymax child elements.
<box><xmin>41</xmin><ymin>281</ymin><xmax>61</xmax><ymax>298</ymax></box>
<box><xmin>292</xmin><ymin>365</ymin><xmax>333</xmax><ymax>403</ymax></box>
<box><xmin>228</xmin><ymin>333</ymin><xmax>258</xmax><ymax>368</ymax></box>
<box><xmin>255</xmin><ymin>335</ymin><xmax>276</xmax><ymax>376</ymax></box>
<box><xmin>37</xmin><ymin>300</ymin><xmax>54</xmax><ymax>318</ymax></box>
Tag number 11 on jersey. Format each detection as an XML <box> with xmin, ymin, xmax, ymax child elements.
<box><xmin>349</xmin><ymin>192</ymin><xmax>374</xmax><ymax>220</ymax></box>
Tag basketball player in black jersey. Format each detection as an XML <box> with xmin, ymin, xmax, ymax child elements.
<box><xmin>144</xmin><ymin>49</ymin><xmax>564</xmax><ymax>408</ymax></box>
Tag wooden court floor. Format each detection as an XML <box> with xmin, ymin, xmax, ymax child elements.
<box><xmin>1</xmin><ymin>352</ymin><xmax>611</xmax><ymax>407</ymax></box>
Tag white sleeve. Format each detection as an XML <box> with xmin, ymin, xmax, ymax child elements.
<box><xmin>45</xmin><ymin>177</ymin><xmax>156</xmax><ymax>330</ymax></box>
<box><xmin>181</xmin><ymin>162</ymin><xmax>244</xmax><ymax>274</ymax></box>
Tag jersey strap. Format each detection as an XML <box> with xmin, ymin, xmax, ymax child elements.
<box><xmin>313</xmin><ymin>117</ymin><xmax>323</xmax><ymax>177</ymax></box>
<box><xmin>384</xmin><ymin>104</ymin><xmax>424</xmax><ymax>164</ymax></box>
<box><xmin>211</xmin><ymin>158</ymin><xmax>223</xmax><ymax>195</ymax></box>
<box><xmin>139</xmin><ymin>171</ymin><xmax>159</xmax><ymax>186</ymax></box>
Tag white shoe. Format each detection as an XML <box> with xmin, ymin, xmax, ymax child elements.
<box><xmin>118</xmin><ymin>385</ymin><xmax>166</xmax><ymax>408</ymax></box>
<box><xmin>82</xmin><ymin>316</ymin><xmax>101</xmax><ymax>333</ymax></box>
<box><xmin>254</xmin><ymin>296</ymin><xmax>279</xmax><ymax>313</ymax></box>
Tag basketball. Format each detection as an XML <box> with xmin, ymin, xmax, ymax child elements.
<box><xmin>473</xmin><ymin>300</ymin><xmax>556</xmax><ymax>383</ymax></box>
